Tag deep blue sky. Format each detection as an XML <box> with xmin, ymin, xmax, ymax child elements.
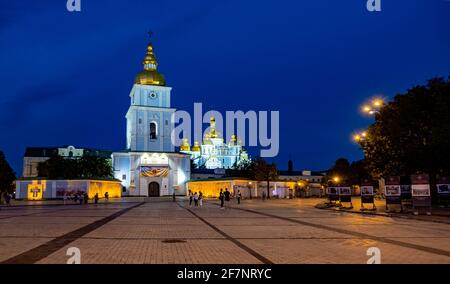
<box><xmin>1</xmin><ymin>0</ymin><xmax>449</xmax><ymax>175</ymax></box>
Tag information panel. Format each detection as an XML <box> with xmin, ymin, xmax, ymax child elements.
<box><xmin>385</xmin><ymin>176</ymin><xmax>401</xmax><ymax>205</ymax></box>
<box><xmin>411</xmin><ymin>174</ymin><xmax>431</xmax><ymax>208</ymax></box>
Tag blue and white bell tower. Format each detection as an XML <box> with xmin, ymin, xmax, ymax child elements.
<box><xmin>113</xmin><ymin>35</ymin><xmax>190</xmax><ymax>197</ymax></box>
<box><xmin>126</xmin><ymin>37</ymin><xmax>175</xmax><ymax>152</ymax></box>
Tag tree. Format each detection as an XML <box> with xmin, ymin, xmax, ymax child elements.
<box><xmin>327</xmin><ymin>158</ymin><xmax>352</xmax><ymax>185</ymax></box>
<box><xmin>0</xmin><ymin>151</ymin><xmax>16</xmax><ymax>197</ymax></box>
<box><xmin>360</xmin><ymin>77</ymin><xmax>450</xmax><ymax>177</ymax></box>
<box><xmin>253</xmin><ymin>157</ymin><xmax>278</xmax><ymax>198</ymax></box>
<box><xmin>226</xmin><ymin>159</ymin><xmax>255</xmax><ymax>178</ymax></box>
<box><xmin>327</xmin><ymin>158</ymin><xmax>371</xmax><ymax>186</ymax></box>
<box><xmin>349</xmin><ymin>159</ymin><xmax>371</xmax><ymax>184</ymax></box>
<box><xmin>78</xmin><ymin>156</ymin><xmax>113</xmax><ymax>179</ymax></box>
<box><xmin>37</xmin><ymin>156</ymin><xmax>113</xmax><ymax>179</ymax></box>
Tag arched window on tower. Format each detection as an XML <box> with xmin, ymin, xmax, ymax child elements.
<box><xmin>150</xmin><ymin>122</ymin><xmax>157</xmax><ymax>140</ymax></box>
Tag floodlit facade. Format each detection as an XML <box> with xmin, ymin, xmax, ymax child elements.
<box><xmin>112</xmin><ymin>38</ymin><xmax>190</xmax><ymax>196</ymax></box>
<box><xmin>180</xmin><ymin>117</ymin><xmax>249</xmax><ymax>170</ymax></box>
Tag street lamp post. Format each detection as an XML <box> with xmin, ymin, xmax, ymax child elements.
<box><xmin>362</xmin><ymin>98</ymin><xmax>384</xmax><ymax>115</ymax></box>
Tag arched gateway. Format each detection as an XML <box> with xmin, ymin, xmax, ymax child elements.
<box><xmin>148</xmin><ymin>182</ymin><xmax>160</xmax><ymax>197</ymax></box>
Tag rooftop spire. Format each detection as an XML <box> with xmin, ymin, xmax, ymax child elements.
<box><xmin>135</xmin><ymin>32</ymin><xmax>166</xmax><ymax>86</ymax></box>
<box><xmin>143</xmin><ymin>31</ymin><xmax>158</xmax><ymax>70</ymax></box>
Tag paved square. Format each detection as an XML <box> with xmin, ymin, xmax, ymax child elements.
<box><xmin>1</xmin><ymin>198</ymin><xmax>449</xmax><ymax>264</ymax></box>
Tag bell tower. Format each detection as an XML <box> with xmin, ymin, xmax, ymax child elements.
<box><xmin>126</xmin><ymin>34</ymin><xmax>175</xmax><ymax>152</ymax></box>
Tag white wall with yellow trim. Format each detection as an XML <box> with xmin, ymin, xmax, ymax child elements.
<box><xmin>187</xmin><ymin>179</ymin><xmax>298</xmax><ymax>199</ymax></box>
<box><xmin>15</xmin><ymin>179</ymin><xmax>122</xmax><ymax>200</ymax></box>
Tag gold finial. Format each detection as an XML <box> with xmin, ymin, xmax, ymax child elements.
<box><xmin>230</xmin><ymin>134</ymin><xmax>237</xmax><ymax>145</ymax></box>
<box><xmin>208</xmin><ymin>116</ymin><xmax>218</xmax><ymax>138</ymax></box>
<box><xmin>143</xmin><ymin>32</ymin><xmax>158</xmax><ymax>70</ymax></box>
<box><xmin>135</xmin><ymin>32</ymin><xmax>166</xmax><ymax>86</ymax></box>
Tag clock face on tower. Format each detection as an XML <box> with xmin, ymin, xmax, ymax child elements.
<box><xmin>149</xmin><ymin>92</ymin><xmax>157</xmax><ymax>99</ymax></box>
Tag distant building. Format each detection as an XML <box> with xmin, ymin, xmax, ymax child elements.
<box><xmin>22</xmin><ymin>145</ymin><xmax>112</xmax><ymax>178</ymax></box>
<box><xmin>180</xmin><ymin>116</ymin><xmax>249</xmax><ymax>170</ymax></box>
<box><xmin>187</xmin><ymin>160</ymin><xmax>327</xmax><ymax>198</ymax></box>
<box><xmin>277</xmin><ymin>160</ymin><xmax>327</xmax><ymax>196</ymax></box>
<box><xmin>277</xmin><ymin>169</ymin><xmax>325</xmax><ymax>183</ymax></box>
<box><xmin>190</xmin><ymin>168</ymin><xmax>227</xmax><ymax>180</ymax></box>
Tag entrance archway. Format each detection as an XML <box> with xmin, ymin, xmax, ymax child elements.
<box><xmin>148</xmin><ymin>182</ymin><xmax>160</xmax><ymax>197</ymax></box>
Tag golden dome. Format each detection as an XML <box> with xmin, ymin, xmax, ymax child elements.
<box><xmin>180</xmin><ymin>138</ymin><xmax>191</xmax><ymax>151</ymax></box>
<box><xmin>135</xmin><ymin>70</ymin><xmax>165</xmax><ymax>86</ymax></box>
<box><xmin>191</xmin><ymin>141</ymin><xmax>201</xmax><ymax>152</ymax></box>
<box><xmin>135</xmin><ymin>36</ymin><xmax>166</xmax><ymax>86</ymax></box>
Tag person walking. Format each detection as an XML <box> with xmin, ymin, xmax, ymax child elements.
<box><xmin>189</xmin><ymin>191</ymin><xmax>193</xmax><ymax>207</ymax></box>
<box><xmin>78</xmin><ymin>193</ymin><xmax>83</xmax><ymax>205</ymax></box>
<box><xmin>237</xmin><ymin>190</ymin><xmax>242</xmax><ymax>205</ymax></box>
<box><xmin>5</xmin><ymin>193</ymin><xmax>11</xmax><ymax>206</ymax></box>
<box><xmin>63</xmin><ymin>193</ymin><xmax>67</xmax><ymax>205</ymax></box>
<box><xmin>262</xmin><ymin>190</ymin><xmax>266</xmax><ymax>201</ymax></box>
<box><xmin>199</xmin><ymin>191</ymin><xmax>203</xmax><ymax>207</ymax></box>
<box><xmin>219</xmin><ymin>189</ymin><xmax>224</xmax><ymax>209</ymax></box>
<box><xmin>94</xmin><ymin>193</ymin><xmax>99</xmax><ymax>204</ymax></box>
<box><xmin>104</xmin><ymin>192</ymin><xmax>109</xmax><ymax>202</ymax></box>
<box><xmin>224</xmin><ymin>188</ymin><xmax>230</xmax><ymax>203</ymax></box>
<box><xmin>84</xmin><ymin>192</ymin><xmax>88</xmax><ymax>204</ymax></box>
<box><xmin>194</xmin><ymin>192</ymin><xmax>199</xmax><ymax>207</ymax></box>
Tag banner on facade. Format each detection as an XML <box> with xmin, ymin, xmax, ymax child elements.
<box><xmin>140</xmin><ymin>166</ymin><xmax>169</xmax><ymax>177</ymax></box>
<box><xmin>28</xmin><ymin>183</ymin><xmax>43</xmax><ymax>200</ymax></box>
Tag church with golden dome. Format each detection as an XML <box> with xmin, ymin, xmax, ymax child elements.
<box><xmin>111</xmin><ymin>36</ymin><xmax>191</xmax><ymax>197</ymax></box>
<box><xmin>180</xmin><ymin>116</ymin><xmax>249</xmax><ymax>169</ymax></box>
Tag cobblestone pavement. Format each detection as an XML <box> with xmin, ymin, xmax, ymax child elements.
<box><xmin>0</xmin><ymin>197</ymin><xmax>449</xmax><ymax>264</ymax></box>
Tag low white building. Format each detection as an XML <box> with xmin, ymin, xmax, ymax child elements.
<box><xmin>22</xmin><ymin>146</ymin><xmax>112</xmax><ymax>178</ymax></box>
<box><xmin>15</xmin><ymin>178</ymin><xmax>122</xmax><ymax>200</ymax></box>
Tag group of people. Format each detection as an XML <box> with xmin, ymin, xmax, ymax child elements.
<box><xmin>66</xmin><ymin>191</ymin><xmax>109</xmax><ymax>205</ymax></box>
<box><xmin>218</xmin><ymin>188</ymin><xmax>242</xmax><ymax>208</ymax></box>
<box><xmin>70</xmin><ymin>192</ymin><xmax>89</xmax><ymax>205</ymax></box>
<box><xmin>187</xmin><ymin>188</ymin><xmax>243</xmax><ymax>209</ymax></box>
<box><xmin>189</xmin><ymin>191</ymin><xmax>204</xmax><ymax>207</ymax></box>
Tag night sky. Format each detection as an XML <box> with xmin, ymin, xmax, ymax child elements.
<box><xmin>1</xmin><ymin>0</ymin><xmax>449</xmax><ymax>175</ymax></box>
